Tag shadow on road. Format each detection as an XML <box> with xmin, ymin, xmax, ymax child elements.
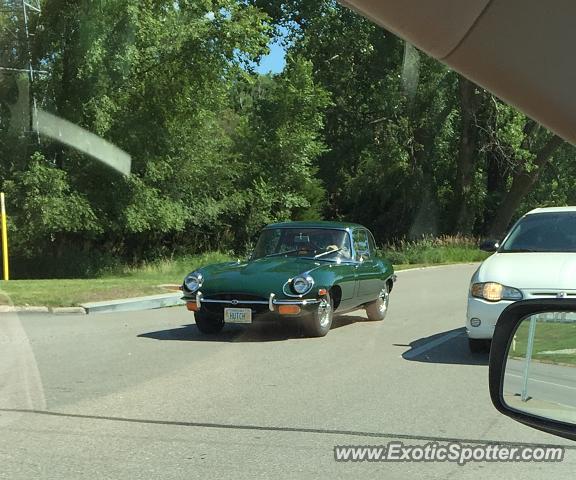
<box><xmin>398</xmin><ymin>327</ymin><xmax>489</xmax><ymax>366</ymax></box>
<box><xmin>138</xmin><ymin>314</ymin><xmax>369</xmax><ymax>343</ymax></box>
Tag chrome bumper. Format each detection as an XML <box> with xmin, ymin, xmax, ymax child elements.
<box><xmin>182</xmin><ymin>292</ymin><xmax>321</xmax><ymax>312</ymax></box>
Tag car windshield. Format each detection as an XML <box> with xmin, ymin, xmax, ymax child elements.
<box><xmin>500</xmin><ymin>213</ymin><xmax>576</xmax><ymax>252</ymax></box>
<box><xmin>252</xmin><ymin>228</ymin><xmax>352</xmax><ymax>260</ymax></box>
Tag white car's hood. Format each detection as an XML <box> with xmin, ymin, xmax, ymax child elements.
<box><xmin>477</xmin><ymin>252</ymin><xmax>576</xmax><ymax>290</ymax></box>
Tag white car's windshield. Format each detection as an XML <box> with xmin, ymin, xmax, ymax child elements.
<box><xmin>500</xmin><ymin>213</ymin><xmax>576</xmax><ymax>253</ymax></box>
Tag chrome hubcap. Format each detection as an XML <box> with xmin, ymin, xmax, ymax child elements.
<box><xmin>318</xmin><ymin>299</ymin><xmax>332</xmax><ymax>328</ymax></box>
<box><xmin>378</xmin><ymin>288</ymin><xmax>390</xmax><ymax>314</ymax></box>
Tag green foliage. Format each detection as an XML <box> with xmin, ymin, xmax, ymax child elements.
<box><xmin>0</xmin><ymin>0</ymin><xmax>573</xmax><ymax>279</ymax></box>
<box><xmin>381</xmin><ymin>236</ymin><xmax>490</xmax><ymax>266</ymax></box>
<box><xmin>3</xmin><ymin>153</ymin><xmax>101</xmax><ymax>256</ymax></box>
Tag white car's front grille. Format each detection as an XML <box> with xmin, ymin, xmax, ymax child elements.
<box><xmin>522</xmin><ymin>289</ymin><xmax>576</xmax><ymax>299</ymax></box>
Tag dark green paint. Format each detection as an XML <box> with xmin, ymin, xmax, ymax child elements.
<box><xmin>184</xmin><ymin>223</ymin><xmax>394</xmax><ymax>313</ymax></box>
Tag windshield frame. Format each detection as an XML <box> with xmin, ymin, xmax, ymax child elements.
<box><xmin>251</xmin><ymin>227</ymin><xmax>357</xmax><ymax>262</ymax></box>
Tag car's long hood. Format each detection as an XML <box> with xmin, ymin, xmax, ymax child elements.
<box><xmin>198</xmin><ymin>257</ymin><xmax>324</xmax><ymax>296</ymax></box>
<box><xmin>476</xmin><ymin>252</ymin><xmax>576</xmax><ymax>290</ymax></box>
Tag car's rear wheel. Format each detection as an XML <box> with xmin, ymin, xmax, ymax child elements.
<box><xmin>365</xmin><ymin>285</ymin><xmax>390</xmax><ymax>321</ymax></box>
<box><xmin>194</xmin><ymin>311</ymin><xmax>224</xmax><ymax>334</ymax></box>
<box><xmin>468</xmin><ymin>338</ymin><xmax>491</xmax><ymax>353</ymax></box>
<box><xmin>303</xmin><ymin>294</ymin><xmax>333</xmax><ymax>337</ymax></box>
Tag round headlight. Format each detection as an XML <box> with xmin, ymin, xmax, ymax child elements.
<box><xmin>184</xmin><ymin>272</ymin><xmax>203</xmax><ymax>293</ymax></box>
<box><xmin>292</xmin><ymin>275</ymin><xmax>314</xmax><ymax>295</ymax></box>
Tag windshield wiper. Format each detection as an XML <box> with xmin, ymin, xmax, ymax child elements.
<box><xmin>314</xmin><ymin>248</ymin><xmax>342</xmax><ymax>258</ymax></box>
<box><xmin>502</xmin><ymin>248</ymin><xmax>536</xmax><ymax>253</ymax></box>
<box><xmin>265</xmin><ymin>249</ymin><xmax>299</xmax><ymax>258</ymax></box>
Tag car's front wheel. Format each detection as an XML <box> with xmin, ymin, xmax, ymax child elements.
<box><xmin>303</xmin><ymin>294</ymin><xmax>333</xmax><ymax>337</ymax></box>
<box><xmin>468</xmin><ymin>338</ymin><xmax>491</xmax><ymax>353</ymax></box>
<box><xmin>365</xmin><ymin>285</ymin><xmax>390</xmax><ymax>321</ymax></box>
<box><xmin>194</xmin><ymin>311</ymin><xmax>225</xmax><ymax>334</ymax></box>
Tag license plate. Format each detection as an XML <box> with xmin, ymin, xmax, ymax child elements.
<box><xmin>224</xmin><ymin>308</ymin><xmax>252</xmax><ymax>324</ymax></box>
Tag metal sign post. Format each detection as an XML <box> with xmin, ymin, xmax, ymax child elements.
<box><xmin>1</xmin><ymin>193</ymin><xmax>9</xmax><ymax>281</ymax></box>
<box><xmin>521</xmin><ymin>315</ymin><xmax>537</xmax><ymax>401</ymax></box>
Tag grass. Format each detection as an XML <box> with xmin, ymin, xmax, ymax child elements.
<box><xmin>0</xmin><ymin>236</ymin><xmax>488</xmax><ymax>307</ymax></box>
<box><xmin>512</xmin><ymin>318</ymin><xmax>576</xmax><ymax>366</ymax></box>
<box><xmin>0</xmin><ymin>252</ymin><xmax>233</xmax><ymax>307</ymax></box>
<box><xmin>380</xmin><ymin>235</ymin><xmax>491</xmax><ymax>266</ymax></box>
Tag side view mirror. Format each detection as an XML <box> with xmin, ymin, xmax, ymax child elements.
<box><xmin>489</xmin><ymin>299</ymin><xmax>576</xmax><ymax>440</ymax></box>
<box><xmin>480</xmin><ymin>239</ymin><xmax>500</xmax><ymax>252</ymax></box>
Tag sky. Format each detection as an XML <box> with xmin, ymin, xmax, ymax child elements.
<box><xmin>255</xmin><ymin>39</ymin><xmax>287</xmax><ymax>74</ymax></box>
<box><xmin>255</xmin><ymin>24</ymin><xmax>292</xmax><ymax>74</ymax></box>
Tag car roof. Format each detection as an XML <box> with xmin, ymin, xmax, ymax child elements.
<box><xmin>264</xmin><ymin>221</ymin><xmax>365</xmax><ymax>230</ymax></box>
<box><xmin>525</xmin><ymin>206</ymin><xmax>576</xmax><ymax>215</ymax></box>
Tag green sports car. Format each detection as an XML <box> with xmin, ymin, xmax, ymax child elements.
<box><xmin>181</xmin><ymin>221</ymin><xmax>396</xmax><ymax>337</ymax></box>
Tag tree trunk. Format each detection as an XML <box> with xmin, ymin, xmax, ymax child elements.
<box><xmin>487</xmin><ymin>135</ymin><xmax>564</xmax><ymax>238</ymax></box>
<box><xmin>452</xmin><ymin>77</ymin><xmax>479</xmax><ymax>234</ymax></box>
<box><xmin>408</xmin><ymin>102</ymin><xmax>454</xmax><ymax>238</ymax></box>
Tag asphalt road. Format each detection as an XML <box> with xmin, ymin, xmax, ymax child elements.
<box><xmin>1</xmin><ymin>264</ymin><xmax>575</xmax><ymax>479</ymax></box>
<box><xmin>505</xmin><ymin>359</ymin><xmax>576</xmax><ymax>409</ymax></box>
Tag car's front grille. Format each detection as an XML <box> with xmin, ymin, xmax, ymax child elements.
<box><xmin>208</xmin><ymin>293</ymin><xmax>268</xmax><ymax>302</ymax></box>
<box><xmin>523</xmin><ymin>290</ymin><xmax>576</xmax><ymax>299</ymax></box>
<box><xmin>202</xmin><ymin>293</ymin><xmax>270</xmax><ymax>316</ymax></box>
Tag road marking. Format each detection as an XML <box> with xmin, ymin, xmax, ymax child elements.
<box><xmin>403</xmin><ymin>329</ymin><xmax>464</xmax><ymax>359</ymax></box>
<box><xmin>506</xmin><ymin>373</ymin><xmax>576</xmax><ymax>391</ymax></box>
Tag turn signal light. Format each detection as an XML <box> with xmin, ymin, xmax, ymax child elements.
<box><xmin>318</xmin><ymin>288</ymin><xmax>328</xmax><ymax>296</ymax></box>
<box><xmin>278</xmin><ymin>305</ymin><xmax>301</xmax><ymax>315</ymax></box>
<box><xmin>186</xmin><ymin>302</ymin><xmax>199</xmax><ymax>312</ymax></box>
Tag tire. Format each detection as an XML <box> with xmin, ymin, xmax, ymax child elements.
<box><xmin>194</xmin><ymin>311</ymin><xmax>225</xmax><ymax>334</ymax></box>
<box><xmin>303</xmin><ymin>294</ymin><xmax>333</xmax><ymax>337</ymax></box>
<box><xmin>468</xmin><ymin>338</ymin><xmax>490</xmax><ymax>353</ymax></box>
<box><xmin>365</xmin><ymin>284</ymin><xmax>390</xmax><ymax>321</ymax></box>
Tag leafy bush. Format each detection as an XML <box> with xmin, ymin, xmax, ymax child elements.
<box><xmin>380</xmin><ymin>235</ymin><xmax>490</xmax><ymax>266</ymax></box>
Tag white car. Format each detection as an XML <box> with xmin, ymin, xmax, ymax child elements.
<box><xmin>466</xmin><ymin>206</ymin><xmax>576</xmax><ymax>352</ymax></box>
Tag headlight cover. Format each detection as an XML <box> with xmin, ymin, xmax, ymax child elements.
<box><xmin>471</xmin><ymin>282</ymin><xmax>523</xmax><ymax>302</ymax></box>
<box><xmin>184</xmin><ymin>271</ymin><xmax>203</xmax><ymax>293</ymax></box>
<box><xmin>292</xmin><ymin>275</ymin><xmax>314</xmax><ymax>295</ymax></box>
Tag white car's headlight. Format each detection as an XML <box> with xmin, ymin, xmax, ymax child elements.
<box><xmin>292</xmin><ymin>275</ymin><xmax>314</xmax><ymax>295</ymax></box>
<box><xmin>471</xmin><ymin>282</ymin><xmax>523</xmax><ymax>302</ymax></box>
<box><xmin>184</xmin><ymin>272</ymin><xmax>203</xmax><ymax>293</ymax></box>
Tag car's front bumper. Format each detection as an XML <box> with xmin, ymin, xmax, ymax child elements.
<box><xmin>182</xmin><ymin>291</ymin><xmax>322</xmax><ymax>317</ymax></box>
<box><xmin>466</xmin><ymin>296</ymin><xmax>514</xmax><ymax>339</ymax></box>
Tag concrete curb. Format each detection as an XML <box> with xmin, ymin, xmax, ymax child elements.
<box><xmin>1</xmin><ymin>293</ymin><xmax>184</xmax><ymax>315</ymax></box>
<box><xmin>0</xmin><ymin>264</ymin><xmax>479</xmax><ymax>316</ymax></box>
<box><xmin>0</xmin><ymin>305</ymin><xmax>50</xmax><ymax>314</ymax></box>
<box><xmin>51</xmin><ymin>307</ymin><xmax>87</xmax><ymax>315</ymax></box>
<box><xmin>0</xmin><ymin>305</ymin><xmax>87</xmax><ymax>314</ymax></box>
<box><xmin>80</xmin><ymin>292</ymin><xmax>185</xmax><ymax>314</ymax></box>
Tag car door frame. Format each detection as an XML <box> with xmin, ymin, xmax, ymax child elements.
<box><xmin>351</xmin><ymin>227</ymin><xmax>384</xmax><ymax>304</ymax></box>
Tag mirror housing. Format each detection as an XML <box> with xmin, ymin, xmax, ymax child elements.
<box><xmin>480</xmin><ymin>239</ymin><xmax>500</xmax><ymax>252</ymax></box>
<box><xmin>490</xmin><ymin>299</ymin><xmax>576</xmax><ymax>441</ymax></box>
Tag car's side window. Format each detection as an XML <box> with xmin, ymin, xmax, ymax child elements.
<box><xmin>352</xmin><ymin>229</ymin><xmax>370</xmax><ymax>261</ymax></box>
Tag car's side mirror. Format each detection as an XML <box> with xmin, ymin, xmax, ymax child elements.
<box><xmin>489</xmin><ymin>299</ymin><xmax>576</xmax><ymax>441</ymax></box>
<box><xmin>479</xmin><ymin>239</ymin><xmax>500</xmax><ymax>252</ymax></box>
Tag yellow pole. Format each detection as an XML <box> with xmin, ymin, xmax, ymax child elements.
<box><xmin>1</xmin><ymin>192</ymin><xmax>9</xmax><ymax>281</ymax></box>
